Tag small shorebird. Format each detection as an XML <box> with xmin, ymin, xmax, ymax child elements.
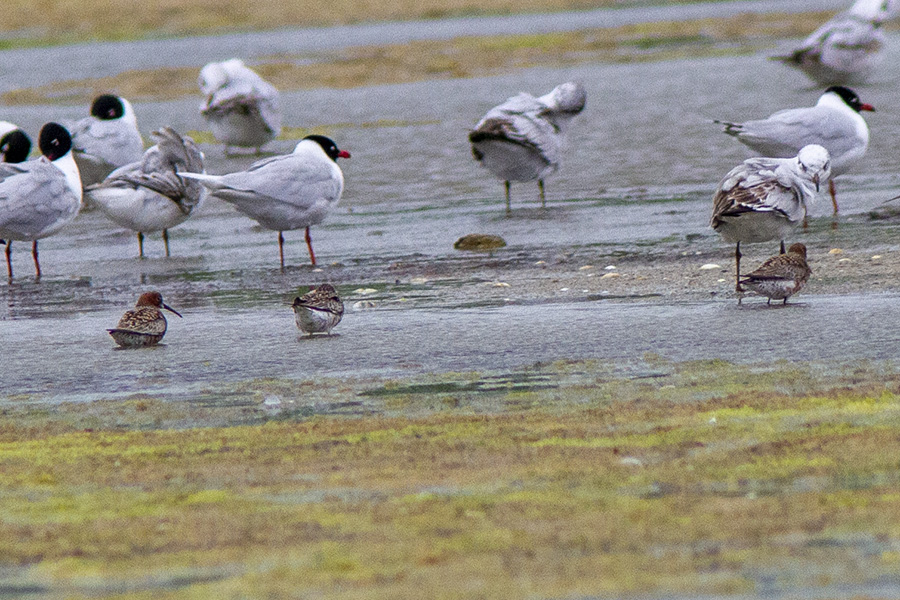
<box><xmin>180</xmin><ymin>135</ymin><xmax>349</xmax><ymax>269</ymax></box>
<box><xmin>87</xmin><ymin>127</ymin><xmax>206</xmax><ymax>257</ymax></box>
<box><xmin>0</xmin><ymin>122</ymin><xmax>82</xmax><ymax>279</ymax></box>
<box><xmin>0</xmin><ymin>122</ymin><xmax>31</xmax><ymax>163</ymax></box>
<box><xmin>64</xmin><ymin>94</ymin><xmax>145</xmax><ymax>188</ymax></box>
<box><xmin>469</xmin><ymin>81</ymin><xmax>586</xmax><ymax>212</ymax></box>
<box><xmin>715</xmin><ymin>86</ymin><xmax>873</xmax><ymax>213</ymax></box>
<box><xmin>199</xmin><ymin>58</ymin><xmax>282</xmax><ymax>154</ymax></box>
<box><xmin>292</xmin><ymin>283</ymin><xmax>344</xmax><ymax>336</ymax></box>
<box><xmin>108</xmin><ymin>291</ymin><xmax>182</xmax><ymax>348</ymax></box>
<box><xmin>771</xmin><ymin>0</ymin><xmax>897</xmax><ymax>86</ymax></box>
<box><xmin>740</xmin><ymin>242</ymin><xmax>812</xmax><ymax>305</ymax></box>
<box><xmin>711</xmin><ymin>144</ymin><xmax>830</xmax><ymax>293</ymax></box>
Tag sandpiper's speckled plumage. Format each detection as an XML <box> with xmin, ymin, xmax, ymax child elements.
<box><xmin>108</xmin><ymin>291</ymin><xmax>182</xmax><ymax>348</ymax></box>
<box><xmin>292</xmin><ymin>284</ymin><xmax>344</xmax><ymax>336</ymax></box>
<box><xmin>740</xmin><ymin>243</ymin><xmax>812</xmax><ymax>305</ymax></box>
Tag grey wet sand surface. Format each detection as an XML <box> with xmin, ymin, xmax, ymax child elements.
<box><xmin>4</xmin><ymin>10</ymin><xmax>900</xmax><ymax>399</ymax></box>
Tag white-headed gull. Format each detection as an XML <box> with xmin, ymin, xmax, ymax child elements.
<box><xmin>86</xmin><ymin>127</ymin><xmax>206</xmax><ymax>258</ymax></box>
<box><xmin>180</xmin><ymin>135</ymin><xmax>349</xmax><ymax>268</ymax></box>
<box><xmin>64</xmin><ymin>94</ymin><xmax>145</xmax><ymax>188</ymax></box>
<box><xmin>715</xmin><ymin>86</ymin><xmax>872</xmax><ymax>213</ymax></box>
<box><xmin>0</xmin><ymin>123</ymin><xmax>83</xmax><ymax>279</ymax></box>
<box><xmin>710</xmin><ymin>144</ymin><xmax>831</xmax><ymax>293</ymax></box>
<box><xmin>469</xmin><ymin>81</ymin><xmax>586</xmax><ymax>212</ymax></box>
<box><xmin>0</xmin><ymin>122</ymin><xmax>31</xmax><ymax>163</ymax></box>
<box><xmin>199</xmin><ymin>59</ymin><xmax>282</xmax><ymax>154</ymax></box>
<box><xmin>771</xmin><ymin>0</ymin><xmax>898</xmax><ymax>86</ymax></box>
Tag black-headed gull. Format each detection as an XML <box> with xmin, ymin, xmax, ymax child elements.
<box><xmin>469</xmin><ymin>81</ymin><xmax>586</xmax><ymax>213</ymax></box>
<box><xmin>64</xmin><ymin>94</ymin><xmax>145</xmax><ymax>188</ymax></box>
<box><xmin>716</xmin><ymin>86</ymin><xmax>872</xmax><ymax>213</ymax></box>
<box><xmin>180</xmin><ymin>135</ymin><xmax>349</xmax><ymax>268</ymax></box>
<box><xmin>771</xmin><ymin>0</ymin><xmax>897</xmax><ymax>86</ymax></box>
<box><xmin>199</xmin><ymin>59</ymin><xmax>282</xmax><ymax>154</ymax></box>
<box><xmin>292</xmin><ymin>283</ymin><xmax>344</xmax><ymax>336</ymax></box>
<box><xmin>0</xmin><ymin>123</ymin><xmax>83</xmax><ymax>279</ymax></box>
<box><xmin>710</xmin><ymin>144</ymin><xmax>831</xmax><ymax>293</ymax></box>
<box><xmin>0</xmin><ymin>122</ymin><xmax>31</xmax><ymax>163</ymax></box>
<box><xmin>739</xmin><ymin>243</ymin><xmax>812</xmax><ymax>305</ymax></box>
<box><xmin>86</xmin><ymin>127</ymin><xmax>206</xmax><ymax>258</ymax></box>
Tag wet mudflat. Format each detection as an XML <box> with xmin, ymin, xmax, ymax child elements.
<box><xmin>3</xmin><ymin>2</ymin><xmax>900</xmax><ymax>599</ymax></box>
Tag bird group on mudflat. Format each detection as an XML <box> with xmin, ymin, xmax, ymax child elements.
<box><xmin>1</xmin><ymin>0</ymin><xmax>897</xmax><ymax>347</ymax></box>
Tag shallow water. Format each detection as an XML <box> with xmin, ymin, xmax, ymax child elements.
<box><xmin>3</xmin><ymin>1</ymin><xmax>900</xmax><ymax>398</ymax></box>
<box><xmin>6</xmin><ymin>292</ymin><xmax>900</xmax><ymax>403</ymax></box>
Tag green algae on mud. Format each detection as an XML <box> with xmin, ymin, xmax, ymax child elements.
<box><xmin>3</xmin><ymin>358</ymin><xmax>900</xmax><ymax>598</ymax></box>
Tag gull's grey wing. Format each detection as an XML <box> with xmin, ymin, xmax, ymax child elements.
<box><xmin>0</xmin><ymin>161</ymin><xmax>76</xmax><ymax>234</ymax></box>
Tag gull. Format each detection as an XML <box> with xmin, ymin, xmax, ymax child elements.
<box><xmin>710</xmin><ymin>144</ymin><xmax>830</xmax><ymax>294</ymax></box>
<box><xmin>739</xmin><ymin>243</ymin><xmax>812</xmax><ymax>305</ymax></box>
<box><xmin>715</xmin><ymin>86</ymin><xmax>873</xmax><ymax>214</ymax></box>
<box><xmin>771</xmin><ymin>0</ymin><xmax>898</xmax><ymax>86</ymax></box>
<box><xmin>0</xmin><ymin>122</ymin><xmax>31</xmax><ymax>163</ymax></box>
<box><xmin>64</xmin><ymin>94</ymin><xmax>145</xmax><ymax>187</ymax></box>
<box><xmin>292</xmin><ymin>283</ymin><xmax>344</xmax><ymax>336</ymax></box>
<box><xmin>108</xmin><ymin>291</ymin><xmax>182</xmax><ymax>348</ymax></box>
<box><xmin>86</xmin><ymin>127</ymin><xmax>206</xmax><ymax>258</ymax></box>
<box><xmin>469</xmin><ymin>81</ymin><xmax>586</xmax><ymax>213</ymax></box>
<box><xmin>0</xmin><ymin>122</ymin><xmax>82</xmax><ymax>279</ymax></box>
<box><xmin>180</xmin><ymin>135</ymin><xmax>349</xmax><ymax>269</ymax></box>
<box><xmin>199</xmin><ymin>59</ymin><xmax>282</xmax><ymax>154</ymax></box>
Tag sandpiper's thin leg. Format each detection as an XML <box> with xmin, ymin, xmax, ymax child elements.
<box><xmin>137</xmin><ymin>232</ymin><xmax>145</xmax><ymax>258</ymax></box>
<box><xmin>504</xmin><ymin>181</ymin><xmax>511</xmax><ymax>215</ymax></box>
<box><xmin>305</xmin><ymin>226</ymin><xmax>317</xmax><ymax>267</ymax></box>
<box><xmin>538</xmin><ymin>179</ymin><xmax>546</xmax><ymax>208</ymax></box>
<box><xmin>278</xmin><ymin>231</ymin><xmax>286</xmax><ymax>270</ymax></box>
<box><xmin>734</xmin><ymin>242</ymin><xmax>743</xmax><ymax>293</ymax></box>
<box><xmin>780</xmin><ymin>240</ymin><xmax>785</xmax><ymax>254</ymax></box>
<box><xmin>163</xmin><ymin>229</ymin><xmax>170</xmax><ymax>257</ymax></box>
<box><xmin>32</xmin><ymin>240</ymin><xmax>40</xmax><ymax>279</ymax></box>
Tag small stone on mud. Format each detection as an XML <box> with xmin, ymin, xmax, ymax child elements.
<box><xmin>454</xmin><ymin>233</ymin><xmax>507</xmax><ymax>251</ymax></box>
<box><xmin>600</xmin><ymin>272</ymin><xmax>620</xmax><ymax>279</ymax></box>
<box><xmin>700</xmin><ymin>263</ymin><xmax>721</xmax><ymax>270</ymax></box>
<box><xmin>352</xmin><ymin>300</ymin><xmax>377</xmax><ymax>310</ymax></box>
<box><xmin>829</xmin><ymin>248</ymin><xmax>844</xmax><ymax>255</ymax></box>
